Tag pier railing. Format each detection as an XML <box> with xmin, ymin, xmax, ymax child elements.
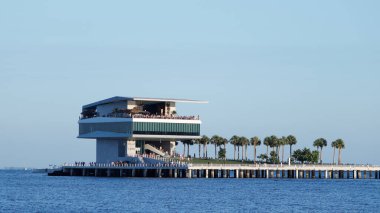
<box><xmin>60</xmin><ymin>162</ymin><xmax>380</xmax><ymax>171</ymax></box>
<box><xmin>187</xmin><ymin>163</ymin><xmax>380</xmax><ymax>170</ymax></box>
<box><xmin>62</xmin><ymin>162</ymin><xmax>188</xmax><ymax>168</ymax></box>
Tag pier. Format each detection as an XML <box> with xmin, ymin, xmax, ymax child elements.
<box><xmin>49</xmin><ymin>164</ymin><xmax>380</xmax><ymax>179</ymax></box>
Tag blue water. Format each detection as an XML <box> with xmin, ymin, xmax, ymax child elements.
<box><xmin>1</xmin><ymin>170</ymin><xmax>380</xmax><ymax>212</ymax></box>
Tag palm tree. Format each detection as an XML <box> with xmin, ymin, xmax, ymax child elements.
<box><xmin>264</xmin><ymin>136</ymin><xmax>271</xmax><ymax>157</ymax></box>
<box><xmin>194</xmin><ymin>138</ymin><xmax>202</xmax><ymax>158</ymax></box>
<box><xmin>230</xmin><ymin>135</ymin><xmax>240</xmax><ymax>160</ymax></box>
<box><xmin>334</xmin><ymin>139</ymin><xmax>345</xmax><ymax>165</ymax></box>
<box><xmin>331</xmin><ymin>141</ymin><xmax>337</xmax><ymax>165</ymax></box>
<box><xmin>250</xmin><ymin>136</ymin><xmax>261</xmax><ymax>164</ymax></box>
<box><xmin>279</xmin><ymin>136</ymin><xmax>288</xmax><ymax>163</ymax></box>
<box><xmin>221</xmin><ymin>137</ymin><xmax>228</xmax><ymax>150</ymax></box>
<box><xmin>269</xmin><ymin>135</ymin><xmax>278</xmax><ymax>154</ymax></box>
<box><xmin>187</xmin><ymin>139</ymin><xmax>194</xmax><ymax>158</ymax></box>
<box><xmin>181</xmin><ymin>140</ymin><xmax>187</xmax><ymax>157</ymax></box>
<box><xmin>220</xmin><ymin>137</ymin><xmax>228</xmax><ymax>160</ymax></box>
<box><xmin>210</xmin><ymin>135</ymin><xmax>221</xmax><ymax>159</ymax></box>
<box><xmin>287</xmin><ymin>135</ymin><xmax>297</xmax><ymax>158</ymax></box>
<box><xmin>239</xmin><ymin>137</ymin><xmax>249</xmax><ymax>161</ymax></box>
<box><xmin>313</xmin><ymin>138</ymin><xmax>327</xmax><ymax>164</ymax></box>
<box><xmin>237</xmin><ymin>140</ymin><xmax>241</xmax><ymax>160</ymax></box>
<box><xmin>200</xmin><ymin>135</ymin><xmax>210</xmax><ymax>158</ymax></box>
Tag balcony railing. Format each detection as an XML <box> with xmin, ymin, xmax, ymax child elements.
<box><xmin>80</xmin><ymin>114</ymin><xmax>200</xmax><ymax>120</ymax></box>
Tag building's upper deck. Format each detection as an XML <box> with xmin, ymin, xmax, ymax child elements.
<box><xmin>81</xmin><ymin>96</ymin><xmax>207</xmax><ymax>121</ymax></box>
<box><xmin>78</xmin><ymin>96</ymin><xmax>206</xmax><ymax>139</ymax></box>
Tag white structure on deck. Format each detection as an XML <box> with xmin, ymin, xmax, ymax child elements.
<box><xmin>78</xmin><ymin>96</ymin><xmax>207</xmax><ymax>163</ymax></box>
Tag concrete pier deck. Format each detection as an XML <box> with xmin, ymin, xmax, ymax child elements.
<box><xmin>49</xmin><ymin>163</ymin><xmax>380</xmax><ymax>179</ymax></box>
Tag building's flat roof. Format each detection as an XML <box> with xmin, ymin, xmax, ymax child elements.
<box><xmin>83</xmin><ymin>96</ymin><xmax>208</xmax><ymax>109</ymax></box>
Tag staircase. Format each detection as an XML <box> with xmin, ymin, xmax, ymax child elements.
<box><xmin>144</xmin><ymin>144</ymin><xmax>167</xmax><ymax>157</ymax></box>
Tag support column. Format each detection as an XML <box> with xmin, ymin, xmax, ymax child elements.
<box><xmin>187</xmin><ymin>169</ymin><xmax>192</xmax><ymax>178</ymax></box>
<box><xmin>143</xmin><ymin>169</ymin><xmax>147</xmax><ymax>177</ymax></box>
<box><xmin>353</xmin><ymin>170</ymin><xmax>357</xmax><ymax>179</ymax></box>
<box><xmin>240</xmin><ymin>170</ymin><xmax>244</xmax><ymax>179</ymax></box>
<box><xmin>358</xmin><ymin>171</ymin><xmax>362</xmax><ymax>179</ymax></box>
<box><xmin>266</xmin><ymin>169</ymin><xmax>269</xmax><ymax>179</ymax></box>
<box><xmin>82</xmin><ymin>169</ymin><xmax>86</xmax><ymax>176</ymax></box>
<box><xmin>276</xmin><ymin>170</ymin><xmax>280</xmax><ymax>178</ymax></box>
<box><xmin>174</xmin><ymin>169</ymin><xmax>178</xmax><ymax>178</ymax></box>
<box><xmin>107</xmin><ymin>169</ymin><xmax>111</xmax><ymax>177</ymax></box>
<box><xmin>168</xmin><ymin>169</ymin><xmax>173</xmax><ymax>178</ymax></box>
<box><xmin>235</xmin><ymin>169</ymin><xmax>239</xmax><ymax>178</ymax></box>
<box><xmin>325</xmin><ymin>170</ymin><xmax>328</xmax><ymax>179</ymax></box>
<box><xmin>205</xmin><ymin>169</ymin><xmax>209</xmax><ymax>178</ymax></box>
<box><xmin>210</xmin><ymin>169</ymin><xmax>215</xmax><ymax>178</ymax></box>
<box><xmin>296</xmin><ymin>170</ymin><xmax>299</xmax><ymax>179</ymax></box>
<box><xmin>70</xmin><ymin>168</ymin><xmax>73</xmax><ymax>176</ymax></box>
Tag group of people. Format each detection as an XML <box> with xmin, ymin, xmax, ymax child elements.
<box><xmin>81</xmin><ymin>111</ymin><xmax>200</xmax><ymax>121</ymax></box>
<box><xmin>111</xmin><ymin>161</ymin><xmax>129</xmax><ymax>166</ymax></box>
<box><xmin>132</xmin><ymin>114</ymin><xmax>199</xmax><ymax>120</ymax></box>
<box><xmin>74</xmin><ymin>162</ymin><xmax>86</xmax><ymax>166</ymax></box>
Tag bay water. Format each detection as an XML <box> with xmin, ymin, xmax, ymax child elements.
<box><xmin>1</xmin><ymin>170</ymin><xmax>379</xmax><ymax>212</ymax></box>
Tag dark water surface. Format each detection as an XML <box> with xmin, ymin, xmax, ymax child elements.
<box><xmin>1</xmin><ymin>170</ymin><xmax>379</xmax><ymax>212</ymax></box>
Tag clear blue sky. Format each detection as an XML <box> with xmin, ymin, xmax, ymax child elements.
<box><xmin>1</xmin><ymin>0</ymin><xmax>379</xmax><ymax>167</ymax></box>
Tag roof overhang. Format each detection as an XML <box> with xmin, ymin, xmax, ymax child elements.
<box><xmin>83</xmin><ymin>96</ymin><xmax>208</xmax><ymax>110</ymax></box>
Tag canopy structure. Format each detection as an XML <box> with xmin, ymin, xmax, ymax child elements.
<box><xmin>83</xmin><ymin>96</ymin><xmax>208</xmax><ymax>110</ymax></box>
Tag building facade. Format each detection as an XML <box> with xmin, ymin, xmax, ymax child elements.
<box><xmin>78</xmin><ymin>96</ymin><xmax>206</xmax><ymax>163</ymax></box>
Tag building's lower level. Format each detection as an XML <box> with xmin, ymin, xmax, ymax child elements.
<box><xmin>96</xmin><ymin>139</ymin><xmax>176</xmax><ymax>163</ymax></box>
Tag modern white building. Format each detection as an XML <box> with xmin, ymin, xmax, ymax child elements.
<box><xmin>78</xmin><ymin>96</ymin><xmax>207</xmax><ymax>163</ymax></box>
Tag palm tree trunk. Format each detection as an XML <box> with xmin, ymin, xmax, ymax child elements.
<box><xmin>338</xmin><ymin>148</ymin><xmax>342</xmax><ymax>165</ymax></box>
<box><xmin>320</xmin><ymin>147</ymin><xmax>323</xmax><ymax>164</ymax></box>
<box><xmin>183</xmin><ymin>143</ymin><xmax>185</xmax><ymax>156</ymax></box>
<box><xmin>198</xmin><ymin>144</ymin><xmax>201</xmax><ymax>158</ymax></box>
<box><xmin>215</xmin><ymin>144</ymin><xmax>217</xmax><ymax>159</ymax></box>
<box><xmin>238</xmin><ymin>146</ymin><xmax>240</xmax><ymax>160</ymax></box>
<box><xmin>281</xmin><ymin>145</ymin><xmax>284</xmax><ymax>163</ymax></box>
<box><xmin>241</xmin><ymin>146</ymin><xmax>244</xmax><ymax>160</ymax></box>
<box><xmin>203</xmin><ymin>144</ymin><xmax>206</xmax><ymax>158</ymax></box>
<box><xmin>254</xmin><ymin>144</ymin><xmax>257</xmax><ymax>164</ymax></box>
<box><xmin>266</xmin><ymin>145</ymin><xmax>269</xmax><ymax>157</ymax></box>
<box><xmin>290</xmin><ymin>145</ymin><xmax>292</xmax><ymax>157</ymax></box>
<box><xmin>245</xmin><ymin>144</ymin><xmax>248</xmax><ymax>161</ymax></box>
<box><xmin>205</xmin><ymin>144</ymin><xmax>208</xmax><ymax>158</ymax></box>
<box><xmin>332</xmin><ymin>147</ymin><xmax>336</xmax><ymax>165</ymax></box>
<box><xmin>187</xmin><ymin>144</ymin><xmax>190</xmax><ymax>157</ymax></box>
<box><xmin>233</xmin><ymin>145</ymin><xmax>236</xmax><ymax>160</ymax></box>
